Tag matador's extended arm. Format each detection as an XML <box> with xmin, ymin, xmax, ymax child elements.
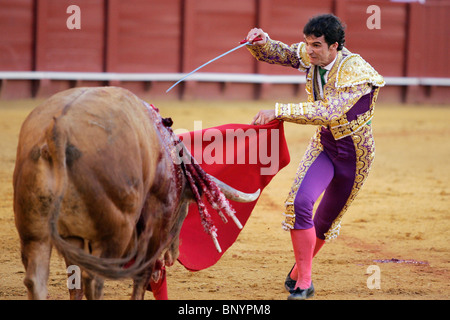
<box><xmin>248</xmin><ymin>38</ymin><xmax>385</xmax><ymax>139</ymax></box>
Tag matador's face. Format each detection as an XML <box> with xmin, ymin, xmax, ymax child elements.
<box><xmin>303</xmin><ymin>34</ymin><xmax>338</xmax><ymax>68</ymax></box>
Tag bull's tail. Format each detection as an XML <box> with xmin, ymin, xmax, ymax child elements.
<box><xmin>46</xmin><ymin>116</ymin><xmax>168</xmax><ymax>281</ymax></box>
<box><xmin>46</xmin><ymin>116</ymin><xmax>70</xmax><ymax>249</ymax></box>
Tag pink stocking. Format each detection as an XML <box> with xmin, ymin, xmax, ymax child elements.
<box><xmin>290</xmin><ymin>228</ymin><xmax>320</xmax><ymax>289</ymax></box>
<box><xmin>290</xmin><ymin>235</ymin><xmax>325</xmax><ymax>281</ymax></box>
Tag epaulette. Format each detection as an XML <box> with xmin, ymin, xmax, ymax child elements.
<box><xmin>336</xmin><ymin>54</ymin><xmax>385</xmax><ymax>88</ymax></box>
<box><xmin>296</xmin><ymin>42</ymin><xmax>311</xmax><ymax>69</ymax></box>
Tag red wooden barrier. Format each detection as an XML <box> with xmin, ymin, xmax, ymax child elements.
<box><xmin>0</xmin><ymin>0</ymin><xmax>448</xmax><ymax>102</ymax></box>
<box><xmin>0</xmin><ymin>0</ymin><xmax>35</xmax><ymax>98</ymax></box>
<box><xmin>33</xmin><ymin>0</ymin><xmax>106</xmax><ymax>97</ymax></box>
<box><xmin>105</xmin><ymin>0</ymin><xmax>183</xmax><ymax>97</ymax></box>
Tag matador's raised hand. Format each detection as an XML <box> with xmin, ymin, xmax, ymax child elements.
<box><xmin>246</xmin><ymin>28</ymin><xmax>268</xmax><ymax>46</ymax></box>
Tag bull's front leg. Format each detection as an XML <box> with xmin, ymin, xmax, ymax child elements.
<box><xmin>82</xmin><ymin>271</ymin><xmax>105</xmax><ymax>300</ymax></box>
<box><xmin>164</xmin><ymin>200</ymin><xmax>189</xmax><ymax>268</ymax></box>
<box><xmin>63</xmin><ymin>237</ymin><xmax>85</xmax><ymax>300</ymax></box>
<box><xmin>130</xmin><ymin>268</ymin><xmax>152</xmax><ymax>300</ymax></box>
<box><xmin>163</xmin><ymin>235</ymin><xmax>179</xmax><ymax>267</ymax></box>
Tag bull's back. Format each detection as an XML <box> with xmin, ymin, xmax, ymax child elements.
<box><xmin>13</xmin><ymin>87</ymin><xmax>161</xmax><ymax>242</ymax></box>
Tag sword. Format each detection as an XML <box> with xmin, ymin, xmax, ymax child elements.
<box><xmin>166</xmin><ymin>37</ymin><xmax>262</xmax><ymax>93</ymax></box>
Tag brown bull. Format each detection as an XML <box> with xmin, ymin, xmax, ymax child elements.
<box><xmin>13</xmin><ymin>86</ymin><xmax>258</xmax><ymax>300</ymax></box>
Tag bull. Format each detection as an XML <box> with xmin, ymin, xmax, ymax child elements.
<box><xmin>13</xmin><ymin>86</ymin><xmax>259</xmax><ymax>300</ymax></box>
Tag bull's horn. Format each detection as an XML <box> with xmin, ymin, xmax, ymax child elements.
<box><xmin>208</xmin><ymin>175</ymin><xmax>260</xmax><ymax>203</ymax></box>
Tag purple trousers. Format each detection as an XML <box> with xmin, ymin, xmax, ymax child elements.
<box><xmin>283</xmin><ymin>124</ymin><xmax>375</xmax><ymax>241</ymax></box>
<box><xmin>282</xmin><ymin>92</ymin><xmax>376</xmax><ymax>240</ymax></box>
<box><xmin>293</xmin><ymin>127</ymin><xmax>357</xmax><ymax>238</ymax></box>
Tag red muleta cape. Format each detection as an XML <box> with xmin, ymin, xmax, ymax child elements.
<box><xmin>176</xmin><ymin>120</ymin><xmax>290</xmax><ymax>271</ymax></box>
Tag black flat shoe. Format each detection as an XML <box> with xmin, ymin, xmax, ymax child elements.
<box><xmin>287</xmin><ymin>282</ymin><xmax>315</xmax><ymax>300</ymax></box>
<box><xmin>284</xmin><ymin>264</ymin><xmax>296</xmax><ymax>292</ymax></box>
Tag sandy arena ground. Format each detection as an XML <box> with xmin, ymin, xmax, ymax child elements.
<box><xmin>0</xmin><ymin>96</ymin><xmax>448</xmax><ymax>300</ymax></box>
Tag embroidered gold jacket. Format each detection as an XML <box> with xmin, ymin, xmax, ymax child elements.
<box><xmin>248</xmin><ymin>39</ymin><xmax>385</xmax><ymax>140</ymax></box>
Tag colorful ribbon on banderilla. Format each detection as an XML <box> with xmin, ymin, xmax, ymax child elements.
<box><xmin>143</xmin><ymin>101</ymin><xmax>243</xmax><ymax>253</ymax></box>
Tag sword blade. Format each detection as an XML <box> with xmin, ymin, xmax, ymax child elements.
<box><xmin>166</xmin><ymin>41</ymin><xmax>251</xmax><ymax>93</ymax></box>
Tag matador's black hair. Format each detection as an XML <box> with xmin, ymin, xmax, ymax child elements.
<box><xmin>303</xmin><ymin>14</ymin><xmax>346</xmax><ymax>50</ymax></box>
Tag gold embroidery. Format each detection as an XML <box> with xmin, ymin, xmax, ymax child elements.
<box><xmin>328</xmin><ymin>87</ymin><xmax>380</xmax><ymax>139</ymax></box>
<box><xmin>247</xmin><ymin>39</ymin><xmax>303</xmax><ymax>70</ymax></box>
<box><xmin>297</xmin><ymin>42</ymin><xmax>310</xmax><ymax>70</ymax></box>
<box><xmin>337</xmin><ymin>54</ymin><xmax>385</xmax><ymax>88</ymax></box>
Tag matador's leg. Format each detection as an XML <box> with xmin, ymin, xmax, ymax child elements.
<box><xmin>314</xmin><ymin>125</ymin><xmax>375</xmax><ymax>240</ymax></box>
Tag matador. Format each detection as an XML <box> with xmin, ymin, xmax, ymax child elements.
<box><xmin>246</xmin><ymin>14</ymin><xmax>385</xmax><ymax>300</ymax></box>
